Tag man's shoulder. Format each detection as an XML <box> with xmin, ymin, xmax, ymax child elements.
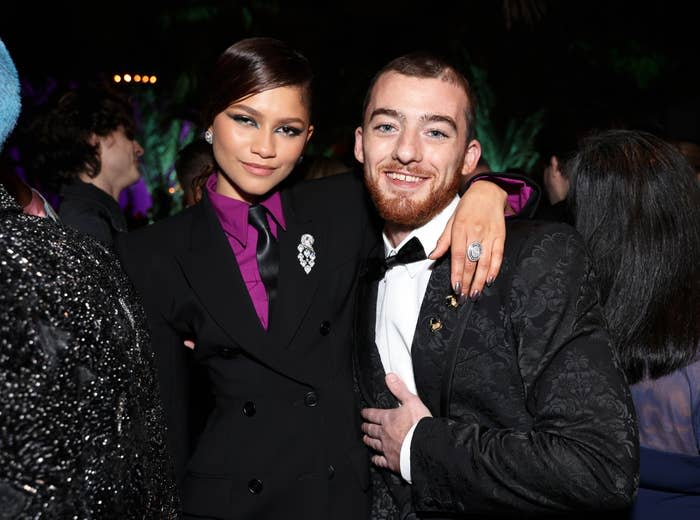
<box><xmin>502</xmin><ymin>219</ymin><xmax>590</xmax><ymax>276</ymax></box>
<box><xmin>505</xmin><ymin>219</ymin><xmax>582</xmax><ymax>250</ymax></box>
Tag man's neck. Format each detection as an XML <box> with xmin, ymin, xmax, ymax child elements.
<box><xmin>78</xmin><ymin>173</ymin><xmax>122</xmax><ymax>201</ymax></box>
<box><xmin>383</xmin><ymin>196</ymin><xmax>460</xmax><ymax>251</ymax></box>
<box><xmin>384</xmin><ymin>223</ymin><xmax>417</xmax><ymax>249</ymax></box>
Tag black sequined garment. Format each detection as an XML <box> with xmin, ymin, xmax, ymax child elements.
<box><xmin>0</xmin><ymin>185</ymin><xmax>179</xmax><ymax>519</ymax></box>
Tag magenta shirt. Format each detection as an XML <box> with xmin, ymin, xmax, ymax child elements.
<box><xmin>205</xmin><ymin>174</ymin><xmax>285</xmax><ymax>330</ymax></box>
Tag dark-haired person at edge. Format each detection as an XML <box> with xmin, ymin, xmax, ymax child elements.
<box><xmin>25</xmin><ymin>85</ymin><xmax>144</xmax><ymax>247</ymax></box>
<box><xmin>567</xmin><ymin>130</ymin><xmax>700</xmax><ymax>519</ymax></box>
<box><xmin>175</xmin><ymin>138</ymin><xmax>212</xmax><ymax>208</ymax></box>
<box><xmin>116</xmin><ymin>38</ymin><xmax>536</xmax><ymax>519</ymax></box>
<box><xmin>355</xmin><ymin>53</ymin><xmax>638</xmax><ymax>519</ymax></box>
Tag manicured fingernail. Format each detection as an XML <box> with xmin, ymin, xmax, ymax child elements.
<box><xmin>470</xmin><ymin>290</ymin><xmax>481</xmax><ymax>302</ymax></box>
<box><xmin>486</xmin><ymin>277</ymin><xmax>494</xmax><ymax>287</ymax></box>
<box><xmin>458</xmin><ymin>293</ymin><xmax>468</xmax><ymax>306</ymax></box>
<box><xmin>454</xmin><ymin>281</ymin><xmax>462</xmax><ymax>295</ymax></box>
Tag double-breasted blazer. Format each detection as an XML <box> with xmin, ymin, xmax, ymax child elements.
<box><xmin>354</xmin><ymin>219</ymin><xmax>640</xmax><ymax>519</ymax></box>
<box><xmin>117</xmin><ymin>172</ymin><xmax>377</xmax><ymax>520</ymax></box>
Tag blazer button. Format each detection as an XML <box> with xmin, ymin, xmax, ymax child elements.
<box><xmin>327</xmin><ymin>464</ymin><xmax>335</xmax><ymax>479</ymax></box>
<box><xmin>242</xmin><ymin>401</ymin><xmax>256</xmax><ymax>417</ymax></box>
<box><xmin>248</xmin><ymin>478</ymin><xmax>263</xmax><ymax>494</ymax></box>
<box><xmin>319</xmin><ymin>320</ymin><xmax>331</xmax><ymax>336</ymax></box>
<box><xmin>304</xmin><ymin>391</ymin><xmax>318</xmax><ymax>407</ymax></box>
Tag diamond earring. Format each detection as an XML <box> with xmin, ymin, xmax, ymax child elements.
<box><xmin>204</xmin><ymin>129</ymin><xmax>213</xmax><ymax>144</ymax></box>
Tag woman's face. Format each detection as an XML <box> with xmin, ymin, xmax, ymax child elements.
<box><xmin>210</xmin><ymin>85</ymin><xmax>313</xmax><ymax>202</ymax></box>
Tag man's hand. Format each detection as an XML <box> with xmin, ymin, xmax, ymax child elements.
<box><xmin>430</xmin><ymin>180</ymin><xmax>507</xmax><ymax>301</ymax></box>
<box><xmin>361</xmin><ymin>373</ymin><xmax>432</xmax><ymax>473</ymax></box>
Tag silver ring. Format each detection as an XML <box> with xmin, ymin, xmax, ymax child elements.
<box><xmin>467</xmin><ymin>241</ymin><xmax>482</xmax><ymax>262</ymax></box>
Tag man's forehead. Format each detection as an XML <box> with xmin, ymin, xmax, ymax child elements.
<box><xmin>368</xmin><ymin>72</ymin><xmax>468</xmax><ymax>122</ymax></box>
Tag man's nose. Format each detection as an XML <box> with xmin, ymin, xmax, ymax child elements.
<box><xmin>392</xmin><ymin>130</ymin><xmax>421</xmax><ymax>164</ymax></box>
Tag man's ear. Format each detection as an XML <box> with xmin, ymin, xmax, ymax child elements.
<box><xmin>354</xmin><ymin>126</ymin><xmax>364</xmax><ymax>163</ymax></box>
<box><xmin>461</xmin><ymin>139</ymin><xmax>482</xmax><ymax>176</ymax></box>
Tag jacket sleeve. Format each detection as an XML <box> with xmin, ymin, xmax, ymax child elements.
<box><xmin>115</xmin><ymin>232</ymin><xmax>198</xmax><ymax>483</ymax></box>
<box><xmin>408</xmin><ymin>224</ymin><xmax>639</xmax><ymax>517</ymax></box>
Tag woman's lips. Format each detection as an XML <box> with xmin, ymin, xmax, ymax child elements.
<box><xmin>241</xmin><ymin>161</ymin><xmax>276</xmax><ymax>176</ymax></box>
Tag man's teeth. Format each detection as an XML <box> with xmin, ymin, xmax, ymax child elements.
<box><xmin>386</xmin><ymin>172</ymin><xmax>421</xmax><ymax>182</ymax></box>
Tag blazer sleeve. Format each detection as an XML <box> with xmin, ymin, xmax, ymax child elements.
<box><xmin>115</xmin><ymin>232</ymin><xmax>197</xmax><ymax>483</ymax></box>
<box><xmin>408</xmin><ymin>224</ymin><xmax>639</xmax><ymax>517</ymax></box>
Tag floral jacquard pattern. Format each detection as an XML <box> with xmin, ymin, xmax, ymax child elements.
<box><xmin>355</xmin><ymin>219</ymin><xmax>639</xmax><ymax>519</ymax></box>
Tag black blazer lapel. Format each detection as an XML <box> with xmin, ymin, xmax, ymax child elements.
<box><xmin>174</xmin><ymin>195</ymin><xmax>280</xmax><ymax>361</ymax></box>
<box><xmin>268</xmin><ymin>189</ymin><xmax>321</xmax><ymax>350</ymax></box>
<box><xmin>411</xmin><ymin>255</ymin><xmax>474</xmax><ymax>416</ymax></box>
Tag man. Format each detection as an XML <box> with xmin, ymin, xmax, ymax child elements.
<box><xmin>25</xmin><ymin>85</ymin><xmax>144</xmax><ymax>246</ymax></box>
<box><xmin>354</xmin><ymin>53</ymin><xmax>639</xmax><ymax>519</ymax></box>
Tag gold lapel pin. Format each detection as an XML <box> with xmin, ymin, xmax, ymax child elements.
<box><xmin>445</xmin><ymin>294</ymin><xmax>459</xmax><ymax>309</ymax></box>
<box><xmin>429</xmin><ymin>316</ymin><xmax>443</xmax><ymax>333</ymax></box>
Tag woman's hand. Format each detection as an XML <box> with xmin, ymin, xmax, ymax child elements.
<box><xmin>430</xmin><ymin>180</ymin><xmax>508</xmax><ymax>300</ymax></box>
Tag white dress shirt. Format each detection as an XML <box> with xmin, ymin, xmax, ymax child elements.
<box><xmin>375</xmin><ymin>196</ymin><xmax>459</xmax><ymax>483</ymax></box>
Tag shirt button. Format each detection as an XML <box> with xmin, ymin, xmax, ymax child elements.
<box><xmin>327</xmin><ymin>464</ymin><xmax>335</xmax><ymax>479</ymax></box>
<box><xmin>304</xmin><ymin>391</ymin><xmax>318</xmax><ymax>407</ymax></box>
<box><xmin>248</xmin><ymin>478</ymin><xmax>263</xmax><ymax>494</ymax></box>
<box><xmin>242</xmin><ymin>401</ymin><xmax>256</xmax><ymax>417</ymax></box>
<box><xmin>319</xmin><ymin>320</ymin><xmax>331</xmax><ymax>336</ymax></box>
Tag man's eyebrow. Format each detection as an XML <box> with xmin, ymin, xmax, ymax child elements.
<box><xmin>421</xmin><ymin>113</ymin><xmax>458</xmax><ymax>132</ymax></box>
<box><xmin>368</xmin><ymin>108</ymin><xmax>404</xmax><ymax>121</ymax></box>
<box><xmin>368</xmin><ymin>108</ymin><xmax>458</xmax><ymax>133</ymax></box>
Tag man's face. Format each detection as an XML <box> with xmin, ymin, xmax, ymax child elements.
<box><xmin>354</xmin><ymin>71</ymin><xmax>480</xmax><ymax>228</ymax></box>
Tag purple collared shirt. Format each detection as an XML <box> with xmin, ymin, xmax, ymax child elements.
<box><xmin>205</xmin><ymin>174</ymin><xmax>285</xmax><ymax>330</ymax></box>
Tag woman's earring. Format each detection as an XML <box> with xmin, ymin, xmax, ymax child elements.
<box><xmin>297</xmin><ymin>155</ymin><xmax>304</xmax><ymax>165</ymax></box>
<box><xmin>204</xmin><ymin>129</ymin><xmax>213</xmax><ymax>144</ymax></box>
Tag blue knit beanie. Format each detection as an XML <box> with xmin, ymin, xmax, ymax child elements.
<box><xmin>0</xmin><ymin>38</ymin><xmax>21</xmax><ymax>151</ymax></box>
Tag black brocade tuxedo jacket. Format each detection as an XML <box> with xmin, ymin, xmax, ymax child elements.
<box><xmin>117</xmin><ymin>173</ymin><xmax>376</xmax><ymax>520</ymax></box>
<box><xmin>354</xmin><ymin>219</ymin><xmax>640</xmax><ymax>519</ymax></box>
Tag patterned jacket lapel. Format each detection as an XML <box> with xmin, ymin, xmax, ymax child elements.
<box><xmin>411</xmin><ymin>255</ymin><xmax>474</xmax><ymax>417</ymax></box>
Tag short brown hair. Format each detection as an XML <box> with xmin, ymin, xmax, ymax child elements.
<box><xmin>362</xmin><ymin>52</ymin><xmax>477</xmax><ymax>142</ymax></box>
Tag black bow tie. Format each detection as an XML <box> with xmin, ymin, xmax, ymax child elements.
<box><xmin>364</xmin><ymin>236</ymin><xmax>427</xmax><ymax>281</ymax></box>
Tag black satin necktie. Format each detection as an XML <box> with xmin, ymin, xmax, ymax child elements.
<box><xmin>248</xmin><ymin>204</ymin><xmax>279</xmax><ymax>307</ymax></box>
<box><xmin>364</xmin><ymin>236</ymin><xmax>427</xmax><ymax>281</ymax></box>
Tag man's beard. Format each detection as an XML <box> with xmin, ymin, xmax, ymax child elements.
<box><xmin>365</xmin><ymin>163</ymin><xmax>462</xmax><ymax>229</ymax></box>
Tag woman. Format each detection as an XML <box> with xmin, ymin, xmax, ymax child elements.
<box><xmin>567</xmin><ymin>129</ymin><xmax>700</xmax><ymax>519</ymax></box>
<box><xmin>117</xmin><ymin>37</ymin><xmax>528</xmax><ymax>519</ymax></box>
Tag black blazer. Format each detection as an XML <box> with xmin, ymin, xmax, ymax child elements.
<box><xmin>354</xmin><ymin>219</ymin><xmax>639</xmax><ymax>519</ymax></box>
<box><xmin>117</xmin><ymin>172</ymin><xmax>377</xmax><ymax>520</ymax></box>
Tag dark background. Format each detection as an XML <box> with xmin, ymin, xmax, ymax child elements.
<box><xmin>3</xmin><ymin>0</ymin><xmax>698</xmax><ymax>214</ymax></box>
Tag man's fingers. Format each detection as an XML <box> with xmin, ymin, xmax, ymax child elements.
<box><xmin>361</xmin><ymin>422</ymin><xmax>382</xmax><ymax>439</ymax></box>
<box><xmin>363</xmin><ymin>434</ymin><xmax>383</xmax><ymax>452</ymax></box>
<box><xmin>361</xmin><ymin>407</ymin><xmax>384</xmax><ymax>424</ymax></box>
<box><xmin>371</xmin><ymin>454</ymin><xmax>389</xmax><ymax>468</ymax></box>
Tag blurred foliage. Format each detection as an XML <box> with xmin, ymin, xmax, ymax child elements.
<box><xmin>467</xmin><ymin>62</ymin><xmax>545</xmax><ymax>174</ymax></box>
